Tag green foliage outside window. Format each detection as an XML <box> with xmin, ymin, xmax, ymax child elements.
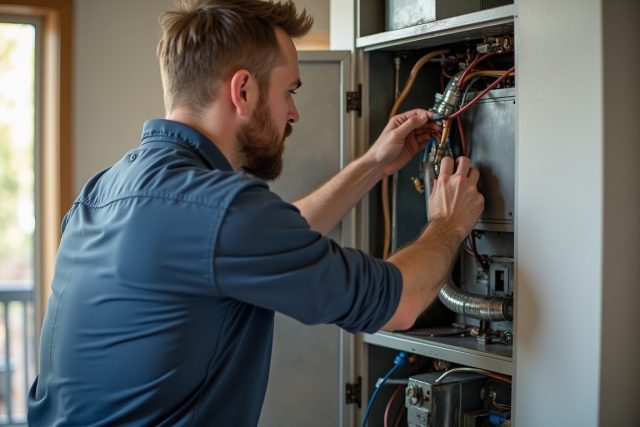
<box><xmin>0</xmin><ymin>24</ymin><xmax>35</xmax><ymax>282</ymax></box>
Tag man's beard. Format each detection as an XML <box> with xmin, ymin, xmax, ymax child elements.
<box><xmin>237</xmin><ymin>97</ymin><xmax>292</xmax><ymax>181</ymax></box>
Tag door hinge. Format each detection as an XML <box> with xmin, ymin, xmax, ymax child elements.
<box><xmin>345</xmin><ymin>376</ymin><xmax>362</xmax><ymax>407</ymax></box>
<box><xmin>346</xmin><ymin>84</ymin><xmax>362</xmax><ymax>116</ymax></box>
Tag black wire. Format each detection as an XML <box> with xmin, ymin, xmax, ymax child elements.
<box><xmin>457</xmin><ymin>75</ymin><xmax>487</xmax><ymax>159</ymax></box>
<box><xmin>460</xmin><ymin>76</ymin><xmax>486</xmax><ymax>109</ymax></box>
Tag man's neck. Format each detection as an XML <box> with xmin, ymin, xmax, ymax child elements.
<box><xmin>166</xmin><ymin>105</ymin><xmax>241</xmax><ymax>171</ymax></box>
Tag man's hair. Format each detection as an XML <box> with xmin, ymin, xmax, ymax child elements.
<box><xmin>157</xmin><ymin>0</ymin><xmax>312</xmax><ymax>113</ymax></box>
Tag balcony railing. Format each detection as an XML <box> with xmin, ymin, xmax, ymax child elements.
<box><xmin>0</xmin><ymin>282</ymin><xmax>34</xmax><ymax>426</ymax></box>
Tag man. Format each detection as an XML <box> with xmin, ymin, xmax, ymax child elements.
<box><xmin>27</xmin><ymin>0</ymin><xmax>483</xmax><ymax>425</ymax></box>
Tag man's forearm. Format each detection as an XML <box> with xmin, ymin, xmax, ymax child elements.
<box><xmin>293</xmin><ymin>154</ymin><xmax>383</xmax><ymax>235</ymax></box>
<box><xmin>294</xmin><ymin>109</ymin><xmax>438</xmax><ymax>234</ymax></box>
<box><xmin>382</xmin><ymin>218</ymin><xmax>465</xmax><ymax>331</ymax></box>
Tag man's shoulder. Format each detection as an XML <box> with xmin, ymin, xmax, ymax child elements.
<box><xmin>75</xmin><ymin>150</ymin><xmax>271</xmax><ymax>211</ymax></box>
<box><xmin>194</xmin><ymin>170</ymin><xmax>272</xmax><ymax>209</ymax></box>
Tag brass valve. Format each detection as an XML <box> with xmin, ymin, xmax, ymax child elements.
<box><xmin>410</xmin><ymin>177</ymin><xmax>425</xmax><ymax>194</ymax></box>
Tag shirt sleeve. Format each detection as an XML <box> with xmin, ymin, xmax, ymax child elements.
<box><xmin>213</xmin><ymin>180</ymin><xmax>402</xmax><ymax>334</ymax></box>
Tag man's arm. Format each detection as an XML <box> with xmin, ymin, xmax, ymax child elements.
<box><xmin>293</xmin><ymin>109</ymin><xmax>440</xmax><ymax>235</ymax></box>
<box><xmin>382</xmin><ymin>156</ymin><xmax>484</xmax><ymax>331</ymax></box>
<box><xmin>293</xmin><ymin>109</ymin><xmax>483</xmax><ymax>332</ymax></box>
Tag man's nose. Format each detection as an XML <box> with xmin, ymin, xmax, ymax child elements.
<box><xmin>287</xmin><ymin>99</ymin><xmax>299</xmax><ymax>123</ymax></box>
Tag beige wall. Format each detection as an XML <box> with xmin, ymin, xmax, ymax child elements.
<box><xmin>73</xmin><ymin>0</ymin><xmax>330</xmax><ymax>193</ymax></box>
<box><xmin>294</xmin><ymin>0</ymin><xmax>330</xmax><ymax>48</ymax></box>
<box><xmin>74</xmin><ymin>0</ymin><xmax>172</xmax><ymax>193</ymax></box>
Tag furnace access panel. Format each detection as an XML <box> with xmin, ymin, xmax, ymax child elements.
<box><xmin>357</xmin><ymin>3</ymin><xmax>516</xmax><ymax>426</ymax></box>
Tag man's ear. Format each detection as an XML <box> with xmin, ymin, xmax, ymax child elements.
<box><xmin>229</xmin><ymin>69</ymin><xmax>259</xmax><ymax>118</ymax></box>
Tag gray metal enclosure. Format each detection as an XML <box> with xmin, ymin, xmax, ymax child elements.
<box><xmin>353</xmin><ymin>0</ymin><xmax>640</xmax><ymax>425</ymax></box>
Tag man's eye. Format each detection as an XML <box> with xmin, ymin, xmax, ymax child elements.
<box><xmin>289</xmin><ymin>90</ymin><xmax>298</xmax><ymax>95</ymax></box>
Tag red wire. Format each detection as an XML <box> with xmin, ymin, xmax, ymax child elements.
<box><xmin>448</xmin><ymin>66</ymin><xmax>515</xmax><ymax>120</ymax></box>
<box><xmin>470</xmin><ymin>232</ymin><xmax>485</xmax><ymax>267</ymax></box>
<box><xmin>384</xmin><ymin>386</ymin><xmax>404</xmax><ymax>427</ymax></box>
<box><xmin>471</xmin><ymin>233</ymin><xmax>480</xmax><ymax>257</ymax></box>
<box><xmin>456</xmin><ymin>116</ymin><xmax>467</xmax><ymax>156</ymax></box>
<box><xmin>448</xmin><ymin>52</ymin><xmax>495</xmax><ymax>158</ymax></box>
<box><xmin>459</xmin><ymin>52</ymin><xmax>495</xmax><ymax>85</ymax></box>
<box><xmin>392</xmin><ymin>406</ymin><xmax>406</xmax><ymax>427</ymax></box>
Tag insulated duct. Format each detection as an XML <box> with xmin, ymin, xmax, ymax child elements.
<box><xmin>438</xmin><ymin>278</ymin><xmax>513</xmax><ymax>321</ymax></box>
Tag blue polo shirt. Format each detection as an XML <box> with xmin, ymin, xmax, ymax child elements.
<box><xmin>27</xmin><ymin>119</ymin><xmax>402</xmax><ymax>426</ymax></box>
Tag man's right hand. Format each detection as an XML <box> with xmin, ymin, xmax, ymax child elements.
<box><xmin>428</xmin><ymin>156</ymin><xmax>484</xmax><ymax>242</ymax></box>
<box><xmin>383</xmin><ymin>155</ymin><xmax>483</xmax><ymax>331</ymax></box>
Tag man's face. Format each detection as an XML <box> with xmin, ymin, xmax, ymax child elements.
<box><xmin>236</xmin><ymin>92</ymin><xmax>291</xmax><ymax>180</ymax></box>
<box><xmin>236</xmin><ymin>28</ymin><xmax>301</xmax><ymax>181</ymax></box>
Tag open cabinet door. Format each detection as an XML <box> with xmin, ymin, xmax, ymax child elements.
<box><xmin>259</xmin><ymin>51</ymin><xmax>357</xmax><ymax>427</ymax></box>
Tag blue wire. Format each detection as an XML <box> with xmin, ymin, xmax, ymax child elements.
<box><xmin>360</xmin><ymin>365</ymin><xmax>398</xmax><ymax>427</ymax></box>
<box><xmin>360</xmin><ymin>352</ymin><xmax>407</xmax><ymax>427</ymax></box>
<box><xmin>489</xmin><ymin>413</ymin><xmax>510</xmax><ymax>425</ymax></box>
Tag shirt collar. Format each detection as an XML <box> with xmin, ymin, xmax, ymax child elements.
<box><xmin>140</xmin><ymin>119</ymin><xmax>233</xmax><ymax>172</ymax></box>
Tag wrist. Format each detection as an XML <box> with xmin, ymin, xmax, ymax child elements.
<box><xmin>357</xmin><ymin>150</ymin><xmax>387</xmax><ymax>181</ymax></box>
<box><xmin>424</xmin><ymin>216</ymin><xmax>468</xmax><ymax>246</ymax></box>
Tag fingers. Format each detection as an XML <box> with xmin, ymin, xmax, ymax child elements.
<box><xmin>454</xmin><ymin>156</ymin><xmax>471</xmax><ymax>176</ymax></box>
<box><xmin>393</xmin><ymin>113</ymin><xmax>429</xmax><ymax>140</ymax></box>
<box><xmin>440</xmin><ymin>156</ymin><xmax>480</xmax><ymax>185</ymax></box>
<box><xmin>454</xmin><ymin>156</ymin><xmax>480</xmax><ymax>185</ymax></box>
<box><xmin>414</xmin><ymin>123</ymin><xmax>441</xmax><ymax>137</ymax></box>
<box><xmin>394</xmin><ymin>110</ymin><xmax>441</xmax><ymax>130</ymax></box>
<box><xmin>395</xmin><ymin>108</ymin><xmax>440</xmax><ymax>122</ymax></box>
<box><xmin>467</xmin><ymin>167</ymin><xmax>480</xmax><ymax>185</ymax></box>
<box><xmin>439</xmin><ymin>156</ymin><xmax>455</xmax><ymax>176</ymax></box>
<box><xmin>392</xmin><ymin>108</ymin><xmax>428</xmax><ymax>121</ymax></box>
<box><xmin>391</xmin><ymin>109</ymin><xmax>442</xmax><ymax>131</ymax></box>
<box><xmin>429</xmin><ymin>155</ymin><xmax>485</xmax><ymax>239</ymax></box>
<box><xmin>387</xmin><ymin>109</ymin><xmax>441</xmax><ymax>145</ymax></box>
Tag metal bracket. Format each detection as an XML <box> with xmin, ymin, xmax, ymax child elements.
<box><xmin>346</xmin><ymin>84</ymin><xmax>362</xmax><ymax>116</ymax></box>
<box><xmin>345</xmin><ymin>376</ymin><xmax>362</xmax><ymax>407</ymax></box>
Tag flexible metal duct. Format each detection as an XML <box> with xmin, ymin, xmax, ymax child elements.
<box><xmin>438</xmin><ymin>278</ymin><xmax>513</xmax><ymax>321</ymax></box>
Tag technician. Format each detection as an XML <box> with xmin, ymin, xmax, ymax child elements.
<box><xmin>27</xmin><ymin>0</ymin><xmax>484</xmax><ymax>425</ymax></box>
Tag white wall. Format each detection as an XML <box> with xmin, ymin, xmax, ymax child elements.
<box><xmin>515</xmin><ymin>0</ymin><xmax>602</xmax><ymax>424</ymax></box>
<box><xmin>73</xmin><ymin>0</ymin><xmax>330</xmax><ymax>193</ymax></box>
<box><xmin>515</xmin><ymin>0</ymin><xmax>640</xmax><ymax>425</ymax></box>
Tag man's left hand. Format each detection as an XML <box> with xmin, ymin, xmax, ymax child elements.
<box><xmin>365</xmin><ymin>108</ymin><xmax>441</xmax><ymax>177</ymax></box>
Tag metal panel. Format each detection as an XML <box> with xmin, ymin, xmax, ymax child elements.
<box><xmin>385</xmin><ymin>0</ymin><xmax>483</xmax><ymax>31</ymax></box>
<box><xmin>462</xmin><ymin>87</ymin><xmax>515</xmax><ymax>231</ymax></box>
<box><xmin>259</xmin><ymin>51</ymin><xmax>354</xmax><ymax>427</ymax></box>
<box><xmin>357</xmin><ymin>5</ymin><xmax>515</xmax><ymax>51</ymax></box>
<box><xmin>386</xmin><ymin>0</ymin><xmax>513</xmax><ymax>31</ymax></box>
<box><xmin>405</xmin><ymin>372</ymin><xmax>488</xmax><ymax>427</ymax></box>
<box><xmin>364</xmin><ymin>332</ymin><xmax>513</xmax><ymax>375</ymax></box>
